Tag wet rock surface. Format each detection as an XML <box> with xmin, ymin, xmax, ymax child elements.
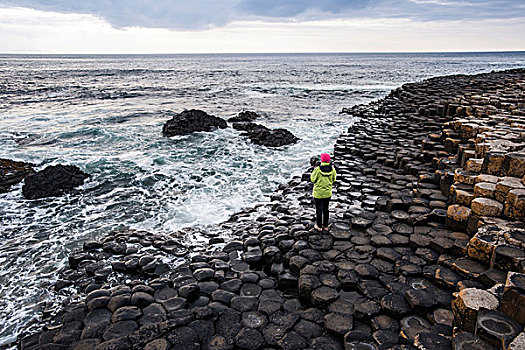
<box><xmin>162</xmin><ymin>109</ymin><xmax>227</xmax><ymax>136</ymax></box>
<box><xmin>0</xmin><ymin>158</ymin><xmax>35</xmax><ymax>193</ymax></box>
<box><xmin>233</xmin><ymin>121</ymin><xmax>299</xmax><ymax>147</ymax></box>
<box><xmin>228</xmin><ymin>110</ymin><xmax>260</xmax><ymax>123</ymax></box>
<box><xmin>18</xmin><ymin>69</ymin><xmax>525</xmax><ymax>349</ymax></box>
<box><xmin>22</xmin><ymin>164</ymin><xmax>89</xmax><ymax>199</ymax></box>
<box><xmin>244</xmin><ymin>127</ymin><xmax>299</xmax><ymax>148</ymax></box>
<box><xmin>230</xmin><ymin>117</ymin><xmax>299</xmax><ymax>147</ymax></box>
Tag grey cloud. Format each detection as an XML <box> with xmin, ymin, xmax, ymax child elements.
<box><xmin>237</xmin><ymin>0</ymin><xmax>372</xmax><ymax>18</ymax></box>
<box><xmin>0</xmin><ymin>0</ymin><xmax>523</xmax><ymax>29</ymax></box>
<box><xmin>379</xmin><ymin>0</ymin><xmax>525</xmax><ymax>21</ymax></box>
<box><xmin>0</xmin><ymin>0</ymin><xmax>240</xmax><ymax>29</ymax></box>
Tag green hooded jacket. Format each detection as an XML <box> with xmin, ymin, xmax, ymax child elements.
<box><xmin>310</xmin><ymin>162</ymin><xmax>337</xmax><ymax>198</ymax></box>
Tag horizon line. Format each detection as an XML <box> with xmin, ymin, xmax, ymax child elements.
<box><xmin>1</xmin><ymin>50</ymin><xmax>525</xmax><ymax>56</ymax></box>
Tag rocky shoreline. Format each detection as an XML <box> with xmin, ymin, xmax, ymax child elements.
<box><xmin>17</xmin><ymin>69</ymin><xmax>525</xmax><ymax>350</ymax></box>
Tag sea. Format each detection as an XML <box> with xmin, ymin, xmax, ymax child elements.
<box><xmin>0</xmin><ymin>52</ymin><xmax>524</xmax><ymax>345</ymax></box>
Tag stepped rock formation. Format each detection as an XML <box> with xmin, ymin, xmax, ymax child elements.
<box><xmin>18</xmin><ymin>69</ymin><xmax>525</xmax><ymax>350</ymax></box>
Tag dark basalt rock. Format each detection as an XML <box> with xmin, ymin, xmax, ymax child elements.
<box><xmin>162</xmin><ymin>297</ymin><xmax>187</xmax><ymax>312</ymax></box>
<box><xmin>232</xmin><ymin>296</ymin><xmax>259</xmax><ymax>312</ymax></box>
<box><xmin>311</xmin><ymin>286</ymin><xmax>339</xmax><ymax>308</ymax></box>
<box><xmin>244</xmin><ymin>127</ymin><xmax>299</xmax><ymax>148</ymax></box>
<box><xmin>294</xmin><ymin>319</ymin><xmax>323</xmax><ymax>339</ymax></box>
<box><xmin>380</xmin><ymin>293</ymin><xmax>412</xmax><ymax>317</ymax></box>
<box><xmin>162</xmin><ymin>109</ymin><xmax>227</xmax><ymax>136</ymax></box>
<box><xmin>167</xmin><ymin>326</ymin><xmax>200</xmax><ymax>350</ymax></box>
<box><xmin>190</xmin><ymin>319</ymin><xmax>215</xmax><ymax>344</ymax></box>
<box><xmin>221</xmin><ymin>279</ymin><xmax>243</xmax><ymax>293</ymax></box>
<box><xmin>95</xmin><ymin>338</ymin><xmax>132</xmax><ymax>350</ymax></box>
<box><xmin>22</xmin><ymin>164</ymin><xmax>89</xmax><ymax>199</ymax></box>
<box><xmin>212</xmin><ymin>290</ymin><xmax>236</xmax><ymax>305</ymax></box>
<box><xmin>244</xmin><ymin>247</ymin><xmax>263</xmax><ymax>263</ymax></box>
<box><xmin>228</xmin><ymin>111</ymin><xmax>260</xmax><ymax>123</ymax></box>
<box><xmin>194</xmin><ymin>268</ymin><xmax>215</xmax><ymax>281</ymax></box>
<box><xmin>0</xmin><ymin>158</ymin><xmax>35</xmax><ymax>193</ymax></box>
<box><xmin>153</xmin><ymin>287</ymin><xmax>177</xmax><ymax>302</ymax></box>
<box><xmin>87</xmin><ymin>296</ymin><xmax>110</xmax><ymax>311</ymax></box>
<box><xmin>324</xmin><ymin>313</ymin><xmax>353</xmax><ymax>336</ymax></box>
<box><xmin>208</xmin><ymin>335</ymin><xmax>233</xmax><ymax>350</ymax></box>
<box><xmin>111</xmin><ymin>306</ymin><xmax>141</xmax><ymax>322</ymax></box>
<box><xmin>131</xmin><ymin>292</ymin><xmax>154</xmax><ymax>308</ymax></box>
<box><xmin>240</xmin><ymin>284</ymin><xmax>262</xmax><ymax>297</ymax></box>
<box><xmin>140</xmin><ymin>303</ymin><xmax>167</xmax><ymax>325</ymax></box>
<box><xmin>451</xmin><ymin>332</ymin><xmax>496</xmax><ymax>350</ymax></box>
<box><xmin>179</xmin><ymin>284</ymin><xmax>200</xmax><ymax>300</ymax></box>
<box><xmin>143</xmin><ymin>338</ymin><xmax>169</xmax><ymax>349</ymax></box>
<box><xmin>373</xmin><ymin>330</ymin><xmax>399</xmax><ymax>348</ymax></box>
<box><xmin>87</xmin><ymin>288</ymin><xmax>110</xmax><ymax>301</ymax></box>
<box><xmin>232</xmin><ymin>122</ymin><xmax>268</xmax><ymax>132</ymax></box>
<box><xmin>475</xmin><ymin>309</ymin><xmax>521</xmax><ymax>347</ymax></box>
<box><xmin>102</xmin><ymin>320</ymin><xmax>138</xmax><ymax>340</ymax></box>
<box><xmin>233</xmin><ymin>121</ymin><xmax>299</xmax><ymax>147</ymax></box>
<box><xmin>235</xmin><ymin>327</ymin><xmax>265</xmax><ymax>349</ymax></box>
<box><xmin>414</xmin><ymin>331</ymin><xmax>451</xmax><ymax>350</ymax></box>
<box><xmin>216</xmin><ymin>309</ymin><xmax>242</xmax><ymax>344</ymax></box>
<box><xmin>278</xmin><ymin>331</ymin><xmax>309</xmax><ymax>350</ymax></box>
<box><xmin>258</xmin><ymin>290</ymin><xmax>284</xmax><ymax>316</ymax></box>
<box><xmin>270</xmin><ymin>310</ymin><xmax>300</xmax><ymax>331</ymax></box>
<box><xmin>198</xmin><ymin>281</ymin><xmax>219</xmax><ymax>295</ymax></box>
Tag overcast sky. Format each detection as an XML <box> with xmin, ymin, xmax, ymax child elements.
<box><xmin>0</xmin><ymin>0</ymin><xmax>524</xmax><ymax>53</ymax></box>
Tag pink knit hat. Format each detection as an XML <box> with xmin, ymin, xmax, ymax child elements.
<box><xmin>320</xmin><ymin>153</ymin><xmax>330</xmax><ymax>163</ymax></box>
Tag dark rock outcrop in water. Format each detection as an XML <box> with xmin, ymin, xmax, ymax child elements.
<box><xmin>162</xmin><ymin>109</ymin><xmax>227</xmax><ymax>136</ymax></box>
<box><xmin>18</xmin><ymin>69</ymin><xmax>525</xmax><ymax>350</ymax></box>
<box><xmin>247</xmin><ymin>127</ymin><xmax>299</xmax><ymax>147</ymax></box>
<box><xmin>0</xmin><ymin>158</ymin><xmax>35</xmax><ymax>193</ymax></box>
<box><xmin>233</xmin><ymin>122</ymin><xmax>299</xmax><ymax>147</ymax></box>
<box><xmin>232</xmin><ymin>121</ymin><xmax>267</xmax><ymax>132</ymax></box>
<box><xmin>228</xmin><ymin>110</ymin><xmax>260</xmax><ymax>123</ymax></box>
<box><xmin>22</xmin><ymin>164</ymin><xmax>90</xmax><ymax>199</ymax></box>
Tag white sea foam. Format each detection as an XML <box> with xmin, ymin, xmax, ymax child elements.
<box><xmin>244</xmin><ymin>90</ymin><xmax>274</xmax><ymax>98</ymax></box>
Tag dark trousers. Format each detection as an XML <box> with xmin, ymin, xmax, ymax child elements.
<box><xmin>314</xmin><ymin>197</ymin><xmax>330</xmax><ymax>227</ymax></box>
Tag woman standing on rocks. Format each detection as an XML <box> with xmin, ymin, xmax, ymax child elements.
<box><xmin>310</xmin><ymin>153</ymin><xmax>337</xmax><ymax>232</ymax></box>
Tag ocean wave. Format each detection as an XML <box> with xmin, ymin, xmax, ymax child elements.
<box><xmin>248</xmin><ymin>83</ymin><xmax>397</xmax><ymax>97</ymax></box>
